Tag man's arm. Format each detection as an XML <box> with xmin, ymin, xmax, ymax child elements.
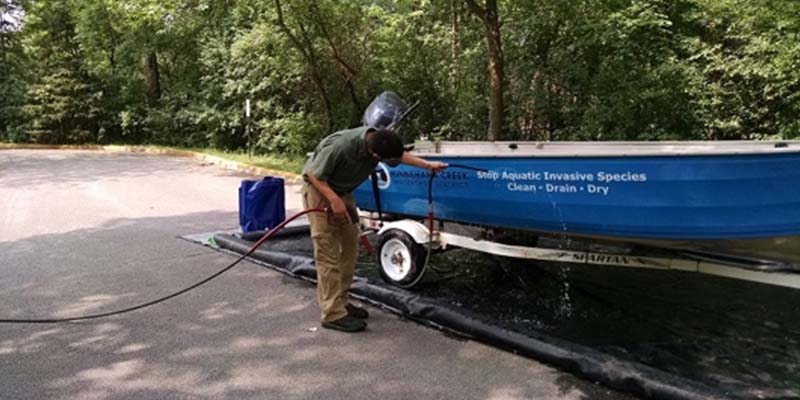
<box><xmin>306</xmin><ymin>172</ymin><xmax>351</xmax><ymax>222</ymax></box>
<box><xmin>401</xmin><ymin>152</ymin><xmax>447</xmax><ymax>172</ymax></box>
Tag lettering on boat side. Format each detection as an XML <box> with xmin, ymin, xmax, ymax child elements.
<box><xmin>586</xmin><ymin>184</ymin><xmax>609</xmax><ymax>195</ymax></box>
<box><xmin>566</xmin><ymin>253</ymin><xmax>633</xmax><ymax>265</ymax></box>
<box><xmin>508</xmin><ymin>182</ymin><xmax>538</xmax><ymax>192</ymax></box>
<box><xmin>476</xmin><ymin>169</ymin><xmax>647</xmax><ymax>196</ymax></box>
<box><xmin>374</xmin><ymin>163</ymin><xmax>391</xmax><ymax>189</ymax></box>
<box><xmin>378</xmin><ymin>166</ymin><xmax>470</xmax><ymax>189</ymax></box>
<box><xmin>545</xmin><ymin>184</ymin><xmax>577</xmax><ymax>193</ymax></box>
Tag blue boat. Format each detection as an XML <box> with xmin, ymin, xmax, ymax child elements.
<box><xmin>354</xmin><ymin>141</ymin><xmax>800</xmax><ymax>271</ymax></box>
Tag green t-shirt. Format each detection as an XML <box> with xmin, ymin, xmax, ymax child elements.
<box><xmin>302</xmin><ymin>126</ymin><xmax>378</xmax><ymax>195</ymax></box>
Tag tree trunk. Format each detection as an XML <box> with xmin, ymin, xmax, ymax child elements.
<box><xmin>465</xmin><ymin>0</ymin><xmax>504</xmax><ymax>141</ymax></box>
<box><xmin>143</xmin><ymin>51</ymin><xmax>161</xmax><ymax>105</ymax></box>
<box><xmin>486</xmin><ymin>10</ymin><xmax>503</xmax><ymax>141</ymax></box>
<box><xmin>450</xmin><ymin>0</ymin><xmax>460</xmax><ymax>91</ymax></box>
<box><xmin>108</xmin><ymin>29</ymin><xmax>119</xmax><ymax>74</ymax></box>
<box><xmin>1</xmin><ymin>32</ymin><xmax>7</xmax><ymax>65</ymax></box>
<box><xmin>0</xmin><ymin>31</ymin><xmax>6</xmax><ymax>133</ymax></box>
<box><xmin>109</xmin><ymin>49</ymin><xmax>116</xmax><ymax>73</ymax></box>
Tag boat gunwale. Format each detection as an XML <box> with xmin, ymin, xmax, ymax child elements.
<box><xmin>410</xmin><ymin>140</ymin><xmax>800</xmax><ymax>158</ymax></box>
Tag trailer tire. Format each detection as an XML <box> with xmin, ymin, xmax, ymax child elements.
<box><xmin>377</xmin><ymin>229</ymin><xmax>427</xmax><ymax>287</ymax></box>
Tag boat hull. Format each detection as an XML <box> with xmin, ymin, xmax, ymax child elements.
<box><xmin>353</xmin><ymin>152</ymin><xmax>800</xmax><ymax>264</ymax></box>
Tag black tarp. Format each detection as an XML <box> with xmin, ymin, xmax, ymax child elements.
<box><xmin>212</xmin><ymin>233</ymin><xmax>733</xmax><ymax>400</ymax></box>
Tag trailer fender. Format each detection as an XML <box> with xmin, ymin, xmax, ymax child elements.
<box><xmin>377</xmin><ymin>220</ymin><xmax>430</xmax><ymax>245</ymax></box>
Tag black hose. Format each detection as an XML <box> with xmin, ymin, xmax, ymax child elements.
<box><xmin>371</xmin><ymin>170</ymin><xmax>384</xmax><ymax>227</ymax></box>
<box><xmin>0</xmin><ymin>208</ymin><xmax>325</xmax><ymax>324</ymax></box>
<box><xmin>391</xmin><ymin>172</ymin><xmax>438</xmax><ymax>289</ymax></box>
<box><xmin>446</xmin><ymin>163</ymin><xmax>487</xmax><ymax>173</ymax></box>
<box><xmin>396</xmin><ymin>163</ymin><xmax>488</xmax><ymax>287</ymax></box>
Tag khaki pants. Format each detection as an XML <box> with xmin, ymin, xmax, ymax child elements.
<box><xmin>302</xmin><ymin>183</ymin><xmax>360</xmax><ymax>322</ymax></box>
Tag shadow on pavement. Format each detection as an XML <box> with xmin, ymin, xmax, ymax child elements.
<box><xmin>0</xmin><ymin>211</ymin><xmax>630</xmax><ymax>400</ymax></box>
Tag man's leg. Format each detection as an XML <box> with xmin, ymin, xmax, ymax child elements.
<box><xmin>302</xmin><ymin>184</ymin><xmax>364</xmax><ymax>330</ymax></box>
<box><xmin>303</xmin><ymin>184</ymin><xmax>346</xmax><ymax>322</ymax></box>
<box><xmin>338</xmin><ymin>193</ymin><xmax>359</xmax><ymax>306</ymax></box>
<box><xmin>312</xmin><ymin>232</ymin><xmax>347</xmax><ymax>322</ymax></box>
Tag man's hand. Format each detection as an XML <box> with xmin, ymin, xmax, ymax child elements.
<box><xmin>306</xmin><ymin>172</ymin><xmax>352</xmax><ymax>223</ymax></box>
<box><xmin>427</xmin><ymin>161</ymin><xmax>448</xmax><ymax>173</ymax></box>
<box><xmin>329</xmin><ymin>195</ymin><xmax>351</xmax><ymax>223</ymax></box>
<box><xmin>401</xmin><ymin>152</ymin><xmax>447</xmax><ymax>173</ymax></box>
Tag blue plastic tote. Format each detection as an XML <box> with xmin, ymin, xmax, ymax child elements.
<box><xmin>239</xmin><ymin>177</ymin><xmax>286</xmax><ymax>233</ymax></box>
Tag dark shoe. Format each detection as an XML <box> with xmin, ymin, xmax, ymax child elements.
<box><xmin>346</xmin><ymin>303</ymin><xmax>369</xmax><ymax>319</ymax></box>
<box><xmin>321</xmin><ymin>315</ymin><xmax>367</xmax><ymax>332</ymax></box>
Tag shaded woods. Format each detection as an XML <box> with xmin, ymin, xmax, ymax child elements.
<box><xmin>1</xmin><ymin>0</ymin><xmax>798</xmax><ymax>156</ymax></box>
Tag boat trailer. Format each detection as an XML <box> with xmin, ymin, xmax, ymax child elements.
<box><xmin>361</xmin><ymin>214</ymin><xmax>800</xmax><ymax>291</ymax></box>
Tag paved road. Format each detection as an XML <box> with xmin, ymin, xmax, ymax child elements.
<box><xmin>0</xmin><ymin>150</ymin><xmax>637</xmax><ymax>400</ymax></box>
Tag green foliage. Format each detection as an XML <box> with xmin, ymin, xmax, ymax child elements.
<box><xmin>503</xmin><ymin>0</ymin><xmax>703</xmax><ymax>140</ymax></box>
<box><xmin>688</xmin><ymin>0</ymin><xmax>800</xmax><ymax>139</ymax></box>
<box><xmin>20</xmin><ymin>0</ymin><xmax>104</xmax><ymax>143</ymax></box>
<box><xmin>1</xmin><ymin>0</ymin><xmax>798</xmax><ymax>152</ymax></box>
<box><xmin>0</xmin><ymin>0</ymin><xmax>28</xmax><ymax>141</ymax></box>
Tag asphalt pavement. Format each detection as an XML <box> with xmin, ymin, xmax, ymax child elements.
<box><xmin>0</xmin><ymin>149</ymin><xmax>637</xmax><ymax>400</ymax></box>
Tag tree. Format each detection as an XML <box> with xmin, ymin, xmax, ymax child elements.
<box><xmin>274</xmin><ymin>0</ymin><xmax>333</xmax><ymax>132</ymax></box>
<box><xmin>465</xmin><ymin>0</ymin><xmax>504</xmax><ymax>141</ymax></box>
<box><xmin>308</xmin><ymin>1</ymin><xmax>364</xmax><ymax>123</ymax></box>
<box><xmin>0</xmin><ymin>0</ymin><xmax>26</xmax><ymax>139</ymax></box>
<box><xmin>21</xmin><ymin>0</ymin><xmax>102</xmax><ymax>143</ymax></box>
<box><xmin>6</xmin><ymin>0</ymin><xmax>797</xmax><ymax>148</ymax></box>
<box><xmin>690</xmin><ymin>0</ymin><xmax>800</xmax><ymax>139</ymax></box>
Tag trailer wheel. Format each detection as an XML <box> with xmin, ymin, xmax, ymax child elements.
<box><xmin>377</xmin><ymin>229</ymin><xmax>427</xmax><ymax>287</ymax></box>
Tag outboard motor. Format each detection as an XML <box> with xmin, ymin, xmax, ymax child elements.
<box><xmin>362</xmin><ymin>91</ymin><xmax>418</xmax><ymax>228</ymax></box>
<box><xmin>363</xmin><ymin>91</ymin><xmax>417</xmax><ymax>132</ymax></box>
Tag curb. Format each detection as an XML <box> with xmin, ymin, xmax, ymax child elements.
<box><xmin>0</xmin><ymin>143</ymin><xmax>302</xmax><ymax>184</ymax></box>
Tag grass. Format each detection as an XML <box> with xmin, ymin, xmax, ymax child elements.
<box><xmin>0</xmin><ymin>142</ymin><xmax>305</xmax><ymax>175</ymax></box>
<box><xmin>191</xmin><ymin>148</ymin><xmax>305</xmax><ymax>174</ymax></box>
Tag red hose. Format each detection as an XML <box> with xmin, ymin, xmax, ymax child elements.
<box><xmin>246</xmin><ymin>207</ymin><xmax>326</xmax><ymax>257</ymax></box>
<box><xmin>0</xmin><ymin>207</ymin><xmax>327</xmax><ymax>324</ymax></box>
